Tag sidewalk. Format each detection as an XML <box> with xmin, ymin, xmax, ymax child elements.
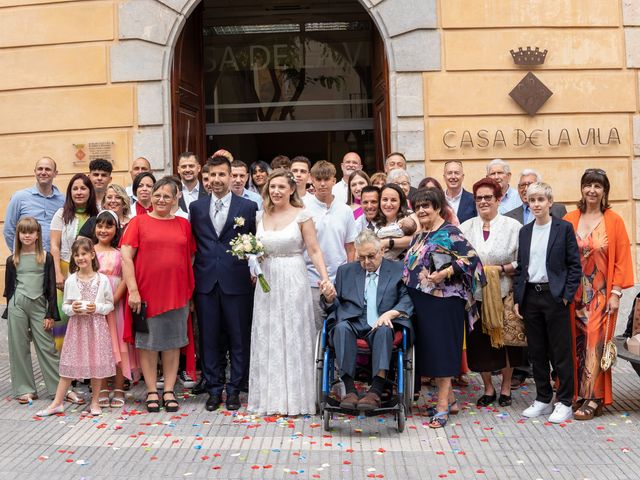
<box><xmin>1</xmin><ymin>295</ymin><xmax>640</xmax><ymax>479</ymax></box>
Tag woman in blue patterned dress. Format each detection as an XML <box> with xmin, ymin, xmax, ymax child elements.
<box><xmin>403</xmin><ymin>188</ymin><xmax>485</xmax><ymax>428</ymax></box>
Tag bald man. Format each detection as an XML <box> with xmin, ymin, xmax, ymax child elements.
<box><xmin>125</xmin><ymin>157</ymin><xmax>151</xmax><ymax>200</ymax></box>
<box><xmin>4</xmin><ymin>157</ymin><xmax>64</xmax><ymax>251</ymax></box>
<box><xmin>332</xmin><ymin>152</ymin><xmax>362</xmax><ymax>204</ymax></box>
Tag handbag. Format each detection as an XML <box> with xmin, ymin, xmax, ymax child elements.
<box><xmin>601</xmin><ymin>311</ymin><xmax>617</xmax><ymax>371</ymax></box>
<box><xmin>502</xmin><ymin>291</ymin><xmax>527</xmax><ymax>347</ymax></box>
<box><xmin>429</xmin><ymin>252</ymin><xmax>453</xmax><ymax>273</ymax></box>
<box><xmin>132</xmin><ymin>301</ymin><xmax>149</xmax><ymax>334</ymax></box>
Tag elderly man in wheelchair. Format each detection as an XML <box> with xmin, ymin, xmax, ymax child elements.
<box><xmin>321</xmin><ymin>230</ymin><xmax>414</xmax><ymax>412</ymax></box>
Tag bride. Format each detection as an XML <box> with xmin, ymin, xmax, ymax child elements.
<box><xmin>248</xmin><ymin>169</ymin><xmax>332</xmax><ymax>416</ymax></box>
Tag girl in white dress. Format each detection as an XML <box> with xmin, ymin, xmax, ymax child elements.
<box><xmin>248</xmin><ymin>169</ymin><xmax>332</xmax><ymax>416</ymax></box>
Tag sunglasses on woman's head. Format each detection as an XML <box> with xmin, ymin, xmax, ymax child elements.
<box><xmin>584</xmin><ymin>168</ymin><xmax>606</xmax><ymax>175</ymax></box>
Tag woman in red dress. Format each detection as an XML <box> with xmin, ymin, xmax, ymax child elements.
<box><xmin>121</xmin><ymin>177</ymin><xmax>195</xmax><ymax>413</ymax></box>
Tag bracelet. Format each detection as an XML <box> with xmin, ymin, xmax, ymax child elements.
<box><xmin>611</xmin><ymin>289</ymin><xmax>623</xmax><ymax>298</ymax></box>
<box><xmin>388</xmin><ymin>238</ymin><xmax>395</xmax><ymax>249</ymax></box>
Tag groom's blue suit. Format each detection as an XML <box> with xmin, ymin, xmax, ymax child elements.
<box><xmin>190</xmin><ymin>192</ymin><xmax>258</xmax><ymax>397</ymax></box>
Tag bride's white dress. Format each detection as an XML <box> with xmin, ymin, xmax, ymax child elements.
<box><xmin>247</xmin><ymin>208</ymin><xmax>317</xmax><ymax>415</ymax></box>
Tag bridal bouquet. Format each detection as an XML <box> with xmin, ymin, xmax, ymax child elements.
<box><xmin>228</xmin><ymin>228</ymin><xmax>271</xmax><ymax>293</ymax></box>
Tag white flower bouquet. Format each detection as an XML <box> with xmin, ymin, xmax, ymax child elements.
<box><xmin>228</xmin><ymin>229</ymin><xmax>270</xmax><ymax>293</ymax></box>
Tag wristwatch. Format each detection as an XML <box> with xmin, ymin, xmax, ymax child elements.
<box><xmin>388</xmin><ymin>238</ymin><xmax>395</xmax><ymax>249</ymax></box>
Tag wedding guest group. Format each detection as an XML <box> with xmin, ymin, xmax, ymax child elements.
<box><xmin>3</xmin><ymin>151</ymin><xmax>632</xmax><ymax>432</ymax></box>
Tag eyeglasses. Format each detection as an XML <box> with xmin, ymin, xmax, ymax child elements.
<box><xmin>584</xmin><ymin>168</ymin><xmax>606</xmax><ymax>175</ymax></box>
<box><xmin>474</xmin><ymin>194</ymin><xmax>495</xmax><ymax>203</ymax></box>
<box><xmin>518</xmin><ymin>182</ymin><xmax>535</xmax><ymax>189</ymax></box>
<box><xmin>414</xmin><ymin>203</ymin><xmax>431</xmax><ymax>211</ymax></box>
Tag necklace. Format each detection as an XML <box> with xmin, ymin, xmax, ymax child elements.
<box><xmin>423</xmin><ymin>218</ymin><xmax>444</xmax><ymax>235</ymax></box>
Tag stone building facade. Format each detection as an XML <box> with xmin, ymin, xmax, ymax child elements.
<box><xmin>1</xmin><ymin>0</ymin><xmax>640</xmax><ymax>285</ymax></box>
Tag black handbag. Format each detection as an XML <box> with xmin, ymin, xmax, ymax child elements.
<box><xmin>132</xmin><ymin>302</ymin><xmax>148</xmax><ymax>334</ymax></box>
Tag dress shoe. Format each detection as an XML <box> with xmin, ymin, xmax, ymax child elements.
<box><xmin>191</xmin><ymin>377</ymin><xmax>208</xmax><ymax>395</ymax></box>
<box><xmin>476</xmin><ymin>393</ymin><xmax>496</xmax><ymax>407</ymax></box>
<box><xmin>205</xmin><ymin>394</ymin><xmax>222</xmax><ymax>412</ymax></box>
<box><xmin>339</xmin><ymin>392</ymin><xmax>360</xmax><ymax>410</ymax></box>
<box><xmin>226</xmin><ymin>394</ymin><xmax>241</xmax><ymax>411</ymax></box>
<box><xmin>357</xmin><ymin>391</ymin><xmax>381</xmax><ymax>411</ymax></box>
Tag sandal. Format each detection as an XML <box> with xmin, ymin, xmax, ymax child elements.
<box><xmin>574</xmin><ymin>399</ymin><xmax>603</xmax><ymax>421</ymax></box>
<box><xmin>428</xmin><ymin>410</ymin><xmax>449</xmax><ymax>429</ymax></box>
<box><xmin>498</xmin><ymin>394</ymin><xmax>512</xmax><ymax>407</ymax></box>
<box><xmin>90</xmin><ymin>406</ymin><xmax>102</xmax><ymax>416</ymax></box>
<box><xmin>453</xmin><ymin>374</ymin><xmax>470</xmax><ymax>387</ymax></box>
<box><xmin>426</xmin><ymin>401</ymin><xmax>460</xmax><ymax>416</ymax></box>
<box><xmin>98</xmin><ymin>390</ymin><xmax>111</xmax><ymax>408</ymax></box>
<box><xmin>572</xmin><ymin>398</ymin><xmax>585</xmax><ymax>412</ymax></box>
<box><xmin>16</xmin><ymin>393</ymin><xmax>38</xmax><ymax>404</ymax></box>
<box><xmin>65</xmin><ymin>390</ymin><xmax>86</xmax><ymax>405</ymax></box>
<box><xmin>145</xmin><ymin>391</ymin><xmax>160</xmax><ymax>413</ymax></box>
<box><xmin>162</xmin><ymin>391</ymin><xmax>180</xmax><ymax>413</ymax></box>
<box><xmin>110</xmin><ymin>389</ymin><xmax>126</xmax><ymax>408</ymax></box>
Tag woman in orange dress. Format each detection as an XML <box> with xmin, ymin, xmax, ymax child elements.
<box><xmin>564</xmin><ymin>169</ymin><xmax>633</xmax><ymax>420</ymax></box>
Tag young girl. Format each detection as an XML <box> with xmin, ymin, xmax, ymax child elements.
<box><xmin>92</xmin><ymin>211</ymin><xmax>139</xmax><ymax>409</ymax></box>
<box><xmin>3</xmin><ymin>217</ymin><xmax>60</xmax><ymax>404</ymax></box>
<box><xmin>37</xmin><ymin>238</ymin><xmax>116</xmax><ymax>417</ymax></box>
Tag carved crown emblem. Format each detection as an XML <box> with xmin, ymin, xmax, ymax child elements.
<box><xmin>510</xmin><ymin>47</ymin><xmax>548</xmax><ymax>66</ymax></box>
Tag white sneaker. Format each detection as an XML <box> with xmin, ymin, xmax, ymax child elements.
<box><xmin>548</xmin><ymin>402</ymin><xmax>573</xmax><ymax>423</ymax></box>
<box><xmin>522</xmin><ymin>400</ymin><xmax>553</xmax><ymax>418</ymax></box>
<box><xmin>179</xmin><ymin>371</ymin><xmax>196</xmax><ymax>389</ymax></box>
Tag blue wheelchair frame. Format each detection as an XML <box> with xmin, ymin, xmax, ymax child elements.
<box><xmin>316</xmin><ymin>319</ymin><xmax>413</xmax><ymax>432</ymax></box>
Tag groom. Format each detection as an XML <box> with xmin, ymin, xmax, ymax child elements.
<box><xmin>190</xmin><ymin>155</ymin><xmax>258</xmax><ymax>411</ymax></box>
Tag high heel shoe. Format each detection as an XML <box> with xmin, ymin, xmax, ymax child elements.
<box><xmin>476</xmin><ymin>393</ymin><xmax>496</xmax><ymax>407</ymax></box>
<box><xmin>574</xmin><ymin>399</ymin><xmax>603</xmax><ymax>420</ymax></box>
<box><xmin>145</xmin><ymin>391</ymin><xmax>160</xmax><ymax>413</ymax></box>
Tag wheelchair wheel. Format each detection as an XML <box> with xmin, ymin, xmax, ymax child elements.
<box><xmin>323</xmin><ymin>411</ymin><xmax>331</xmax><ymax>431</ymax></box>
<box><xmin>403</xmin><ymin>346</ymin><xmax>415</xmax><ymax>413</ymax></box>
<box><xmin>315</xmin><ymin>330</ymin><xmax>324</xmax><ymax>412</ymax></box>
<box><xmin>396</xmin><ymin>403</ymin><xmax>406</xmax><ymax>433</ymax></box>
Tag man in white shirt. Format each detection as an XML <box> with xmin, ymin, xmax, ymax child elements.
<box><xmin>177</xmin><ymin>152</ymin><xmax>207</xmax><ymax>213</ymax></box>
<box><xmin>125</xmin><ymin>157</ymin><xmax>151</xmax><ymax>200</ymax></box>
<box><xmin>304</xmin><ymin>160</ymin><xmax>358</xmax><ymax>330</ymax></box>
<box><xmin>230</xmin><ymin>160</ymin><xmax>263</xmax><ymax>209</ymax></box>
<box><xmin>443</xmin><ymin>160</ymin><xmax>476</xmax><ymax>223</ymax></box>
<box><xmin>486</xmin><ymin>158</ymin><xmax>522</xmax><ymax>214</ymax></box>
<box><xmin>356</xmin><ymin>186</ymin><xmax>381</xmax><ymax>232</ymax></box>
<box><xmin>332</xmin><ymin>152</ymin><xmax>362</xmax><ymax>204</ymax></box>
<box><xmin>290</xmin><ymin>156</ymin><xmax>312</xmax><ymax>201</ymax></box>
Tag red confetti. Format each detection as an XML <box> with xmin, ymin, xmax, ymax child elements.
<box><xmin>242</xmin><ymin>436</ymin><xmax>251</xmax><ymax>440</ymax></box>
<box><xmin>263</xmin><ymin>465</ymin><xmax>272</xmax><ymax>469</ymax></box>
<box><xmin>438</xmin><ymin>475</ymin><xmax>447</xmax><ymax>478</ymax></box>
<box><xmin>480</xmin><ymin>438</ymin><xmax>489</xmax><ymax>442</ymax></box>
<box><xmin>451</xmin><ymin>435</ymin><xmax>460</xmax><ymax>438</ymax></box>
<box><xmin>435</xmin><ymin>451</ymin><xmax>445</xmax><ymax>455</ymax></box>
<box><xmin>448</xmin><ymin>470</ymin><xmax>457</xmax><ymax>474</ymax></box>
<box><xmin>65</xmin><ymin>459</ymin><xmax>74</xmax><ymax>463</ymax></box>
<box><xmin>251</xmin><ymin>465</ymin><xmax>260</xmax><ymax>470</ymax></box>
<box><xmin>597</xmin><ymin>426</ymin><xmax>605</xmax><ymax>430</ymax></box>
<box><xmin>477</xmin><ymin>469</ymin><xmax>485</xmax><ymax>474</ymax></box>
<box><xmin>343</xmin><ymin>460</ymin><xmax>351</xmax><ymax>465</ymax></box>
<box><xmin>150</xmin><ymin>456</ymin><xmax>158</xmax><ymax>461</ymax></box>
<box><xmin>346</xmin><ymin>448</ymin><xmax>354</xmax><ymax>453</ymax></box>
<box><xmin>212</xmin><ymin>466</ymin><xmax>221</xmax><ymax>470</ymax></box>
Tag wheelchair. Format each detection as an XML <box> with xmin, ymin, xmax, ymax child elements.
<box><xmin>315</xmin><ymin>319</ymin><xmax>414</xmax><ymax>432</ymax></box>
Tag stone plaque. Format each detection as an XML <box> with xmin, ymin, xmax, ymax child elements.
<box><xmin>73</xmin><ymin>141</ymin><xmax>115</xmax><ymax>165</ymax></box>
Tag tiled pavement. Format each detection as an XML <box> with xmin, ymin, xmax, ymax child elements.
<box><xmin>2</xmin><ymin>293</ymin><xmax>640</xmax><ymax>479</ymax></box>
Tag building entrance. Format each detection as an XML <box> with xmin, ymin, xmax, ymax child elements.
<box><xmin>171</xmin><ymin>0</ymin><xmax>389</xmax><ymax>173</ymax></box>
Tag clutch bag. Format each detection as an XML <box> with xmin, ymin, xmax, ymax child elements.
<box><xmin>132</xmin><ymin>301</ymin><xmax>149</xmax><ymax>334</ymax></box>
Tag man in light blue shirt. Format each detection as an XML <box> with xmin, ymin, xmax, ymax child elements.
<box><xmin>486</xmin><ymin>158</ymin><xmax>523</xmax><ymax>214</ymax></box>
<box><xmin>230</xmin><ymin>160</ymin><xmax>263</xmax><ymax>209</ymax></box>
<box><xmin>4</xmin><ymin>156</ymin><xmax>65</xmax><ymax>252</ymax></box>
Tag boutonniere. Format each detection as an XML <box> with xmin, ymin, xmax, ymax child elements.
<box><xmin>233</xmin><ymin>216</ymin><xmax>245</xmax><ymax>229</ymax></box>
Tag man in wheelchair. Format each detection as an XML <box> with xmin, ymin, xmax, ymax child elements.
<box><xmin>321</xmin><ymin>230</ymin><xmax>413</xmax><ymax>411</ymax></box>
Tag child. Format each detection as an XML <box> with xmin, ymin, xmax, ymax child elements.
<box><xmin>37</xmin><ymin>237</ymin><xmax>116</xmax><ymax>417</ymax></box>
<box><xmin>3</xmin><ymin>217</ymin><xmax>60</xmax><ymax>403</ymax></box>
<box><xmin>92</xmin><ymin>210</ymin><xmax>139</xmax><ymax>409</ymax></box>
